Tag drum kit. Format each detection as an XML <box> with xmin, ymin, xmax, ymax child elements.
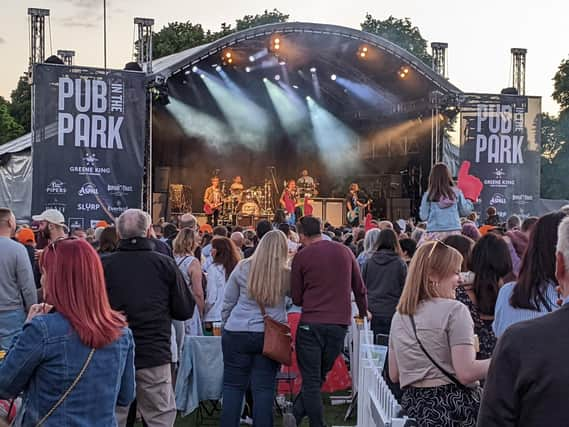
<box><xmin>219</xmin><ymin>179</ymin><xmax>274</xmax><ymax>224</ymax></box>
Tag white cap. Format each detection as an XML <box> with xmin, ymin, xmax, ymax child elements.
<box><xmin>32</xmin><ymin>209</ymin><xmax>67</xmax><ymax>229</ymax></box>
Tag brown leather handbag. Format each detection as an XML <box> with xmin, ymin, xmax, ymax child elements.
<box><xmin>259</xmin><ymin>304</ymin><xmax>292</xmax><ymax>366</ymax></box>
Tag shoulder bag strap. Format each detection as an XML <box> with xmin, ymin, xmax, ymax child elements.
<box><xmin>176</xmin><ymin>255</ymin><xmax>190</xmax><ymax>268</ymax></box>
<box><xmin>409</xmin><ymin>315</ymin><xmax>467</xmax><ymax>390</ymax></box>
<box><xmin>35</xmin><ymin>348</ymin><xmax>96</xmax><ymax>426</ymax></box>
<box><xmin>258</xmin><ymin>302</ymin><xmax>266</xmax><ymax>317</ymax></box>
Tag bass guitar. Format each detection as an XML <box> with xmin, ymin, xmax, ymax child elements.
<box><xmin>204</xmin><ymin>201</ymin><xmax>223</xmax><ymax>215</ymax></box>
<box><xmin>346</xmin><ymin>200</ymin><xmax>371</xmax><ymax>224</ymax></box>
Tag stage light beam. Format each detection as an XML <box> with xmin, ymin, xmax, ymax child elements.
<box><xmin>331</xmin><ymin>74</ymin><xmax>337</xmax><ymax>81</ymax></box>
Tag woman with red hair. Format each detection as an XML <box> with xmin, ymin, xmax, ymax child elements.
<box><xmin>0</xmin><ymin>238</ymin><xmax>135</xmax><ymax>426</ymax></box>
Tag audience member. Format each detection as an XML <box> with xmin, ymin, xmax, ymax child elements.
<box><xmin>356</xmin><ymin>228</ymin><xmax>381</xmax><ymax>270</ymax></box>
<box><xmin>220</xmin><ymin>231</ymin><xmax>290</xmax><ymax>426</ymax></box>
<box><xmin>389</xmin><ymin>240</ymin><xmax>489</xmax><ymax>426</ymax></box>
<box><xmin>97</xmin><ymin>226</ymin><xmax>118</xmax><ymax>256</ymax></box>
<box><xmin>456</xmin><ymin>234</ymin><xmax>512</xmax><ymax>359</ymax></box>
<box><xmin>399</xmin><ymin>238</ymin><xmax>417</xmax><ymax>264</ymax></box>
<box><xmin>102</xmin><ymin>209</ymin><xmax>194</xmax><ymax>426</ymax></box>
<box><xmin>419</xmin><ymin>163</ymin><xmax>473</xmax><ymax>243</ymax></box>
<box><xmin>230</xmin><ymin>231</ymin><xmax>245</xmax><ymax>256</ymax></box>
<box><xmin>477</xmin><ymin>216</ymin><xmax>569</xmax><ymax>426</ymax></box>
<box><xmin>362</xmin><ymin>229</ymin><xmax>407</xmax><ymax>336</ymax></box>
<box><xmin>462</xmin><ymin>221</ymin><xmax>481</xmax><ymax>241</ymax></box>
<box><xmin>521</xmin><ymin>216</ymin><xmax>538</xmax><ymax>238</ymax></box>
<box><xmin>16</xmin><ymin>227</ymin><xmax>41</xmax><ymax>288</ymax></box>
<box><xmin>0</xmin><ymin>239</ymin><xmax>135</xmax><ymax>426</ymax></box>
<box><xmin>243</xmin><ymin>220</ymin><xmax>272</xmax><ymax>258</ymax></box>
<box><xmin>506</xmin><ymin>215</ymin><xmax>521</xmax><ymax>231</ymax></box>
<box><xmin>71</xmin><ymin>228</ymin><xmax>87</xmax><ymax>239</ymax></box>
<box><xmin>493</xmin><ymin>211</ymin><xmax>567</xmax><ymax>336</ymax></box>
<box><xmin>0</xmin><ymin>208</ymin><xmax>36</xmax><ymax>349</ymax></box>
<box><xmin>485</xmin><ymin>207</ymin><xmax>500</xmax><ymax>226</ymax></box>
<box><xmin>204</xmin><ymin>237</ymin><xmax>241</xmax><ymax>325</ymax></box>
<box><xmin>33</xmin><ymin>209</ymin><xmax>68</xmax><ymax>248</ymax></box>
<box><xmin>292</xmin><ymin>216</ymin><xmax>368</xmax><ymax>427</ymax></box>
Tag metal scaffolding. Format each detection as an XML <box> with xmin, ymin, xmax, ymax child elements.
<box><xmin>431</xmin><ymin>42</ymin><xmax>449</xmax><ymax>79</ymax></box>
<box><xmin>28</xmin><ymin>8</ymin><xmax>50</xmax><ymax>80</ymax></box>
<box><xmin>57</xmin><ymin>50</ymin><xmax>75</xmax><ymax>66</ymax></box>
<box><xmin>511</xmin><ymin>48</ymin><xmax>527</xmax><ymax>96</ymax></box>
<box><xmin>134</xmin><ymin>17</ymin><xmax>155</xmax><ymax>73</ymax></box>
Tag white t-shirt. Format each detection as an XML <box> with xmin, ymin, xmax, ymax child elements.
<box><xmin>203</xmin><ymin>263</ymin><xmax>227</xmax><ymax>322</ymax></box>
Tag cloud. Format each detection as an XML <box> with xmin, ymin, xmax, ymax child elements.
<box><xmin>57</xmin><ymin>16</ymin><xmax>101</xmax><ymax>29</ymax></box>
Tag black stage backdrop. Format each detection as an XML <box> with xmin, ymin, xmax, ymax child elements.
<box><xmin>460</xmin><ymin>94</ymin><xmax>541</xmax><ymax>221</ymax></box>
<box><xmin>31</xmin><ymin>64</ymin><xmax>146</xmax><ymax>230</ymax></box>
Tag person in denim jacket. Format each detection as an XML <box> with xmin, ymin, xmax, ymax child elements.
<box><xmin>419</xmin><ymin>163</ymin><xmax>474</xmax><ymax>242</ymax></box>
<box><xmin>0</xmin><ymin>238</ymin><xmax>135</xmax><ymax>427</ymax></box>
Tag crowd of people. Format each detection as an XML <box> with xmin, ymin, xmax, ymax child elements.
<box><xmin>0</xmin><ymin>163</ymin><xmax>569</xmax><ymax>426</ymax></box>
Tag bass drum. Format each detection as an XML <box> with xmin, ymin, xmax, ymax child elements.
<box><xmin>241</xmin><ymin>201</ymin><xmax>260</xmax><ymax>216</ymax></box>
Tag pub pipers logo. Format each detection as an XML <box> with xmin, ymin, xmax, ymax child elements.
<box><xmin>46</xmin><ymin>180</ymin><xmax>67</xmax><ymax>194</ymax></box>
<box><xmin>57</xmin><ymin>77</ymin><xmax>125</xmax><ymax>149</ymax></box>
<box><xmin>78</xmin><ymin>183</ymin><xmax>99</xmax><ymax>197</ymax></box>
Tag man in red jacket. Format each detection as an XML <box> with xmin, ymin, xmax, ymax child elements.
<box><xmin>291</xmin><ymin>216</ymin><xmax>368</xmax><ymax>427</ymax></box>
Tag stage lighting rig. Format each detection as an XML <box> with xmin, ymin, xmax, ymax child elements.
<box><xmin>269</xmin><ymin>35</ymin><xmax>282</xmax><ymax>53</ymax></box>
<box><xmin>398</xmin><ymin>66</ymin><xmax>410</xmax><ymax>79</ymax></box>
<box><xmin>358</xmin><ymin>46</ymin><xmax>369</xmax><ymax>59</ymax></box>
<box><xmin>330</xmin><ymin>74</ymin><xmax>337</xmax><ymax>81</ymax></box>
<box><xmin>221</xmin><ymin>50</ymin><xmax>234</xmax><ymax>66</ymax></box>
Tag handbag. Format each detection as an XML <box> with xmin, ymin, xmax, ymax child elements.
<box><xmin>33</xmin><ymin>348</ymin><xmax>96</xmax><ymax>426</ymax></box>
<box><xmin>409</xmin><ymin>315</ymin><xmax>468</xmax><ymax>390</ymax></box>
<box><xmin>259</xmin><ymin>304</ymin><xmax>292</xmax><ymax>366</ymax></box>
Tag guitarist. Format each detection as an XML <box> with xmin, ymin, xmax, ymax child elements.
<box><xmin>346</xmin><ymin>183</ymin><xmax>371</xmax><ymax>227</ymax></box>
<box><xmin>203</xmin><ymin>176</ymin><xmax>223</xmax><ymax>226</ymax></box>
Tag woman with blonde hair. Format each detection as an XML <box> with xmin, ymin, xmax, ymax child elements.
<box><xmin>388</xmin><ymin>240</ymin><xmax>490</xmax><ymax>426</ymax></box>
<box><xmin>419</xmin><ymin>163</ymin><xmax>474</xmax><ymax>243</ymax></box>
<box><xmin>172</xmin><ymin>228</ymin><xmax>204</xmax><ymax>336</ymax></box>
<box><xmin>221</xmin><ymin>230</ymin><xmax>290</xmax><ymax>426</ymax></box>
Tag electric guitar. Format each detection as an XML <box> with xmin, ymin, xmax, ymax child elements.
<box><xmin>346</xmin><ymin>200</ymin><xmax>372</xmax><ymax>223</ymax></box>
<box><xmin>204</xmin><ymin>201</ymin><xmax>223</xmax><ymax>215</ymax></box>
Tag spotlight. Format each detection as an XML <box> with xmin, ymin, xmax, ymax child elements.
<box><xmin>330</xmin><ymin>74</ymin><xmax>337</xmax><ymax>81</ymax></box>
<box><xmin>279</xmin><ymin>61</ymin><xmax>286</xmax><ymax>66</ymax></box>
<box><xmin>200</xmin><ymin>74</ymin><xmax>205</xmax><ymax>79</ymax></box>
<box><xmin>271</xmin><ymin>36</ymin><xmax>281</xmax><ymax>52</ymax></box>
<box><xmin>225</xmin><ymin>52</ymin><xmax>232</xmax><ymax>59</ymax></box>
<box><xmin>274</xmin><ymin>74</ymin><xmax>281</xmax><ymax>81</ymax></box>
<box><xmin>249</xmin><ymin>56</ymin><xmax>255</xmax><ymax>62</ymax></box>
<box><xmin>245</xmin><ymin>66</ymin><xmax>251</xmax><ymax>73</ymax></box>
<box><xmin>310</xmin><ymin>67</ymin><xmax>317</xmax><ymax>73</ymax></box>
<box><xmin>274</xmin><ymin>38</ymin><xmax>280</xmax><ymax>44</ymax></box>
<box><xmin>358</xmin><ymin>45</ymin><xmax>369</xmax><ymax>59</ymax></box>
<box><xmin>398</xmin><ymin>66</ymin><xmax>411</xmax><ymax>79</ymax></box>
<box><xmin>263</xmin><ymin>77</ymin><xmax>268</xmax><ymax>82</ymax></box>
<box><xmin>184</xmin><ymin>69</ymin><xmax>191</xmax><ymax>75</ymax></box>
<box><xmin>228</xmin><ymin>58</ymin><xmax>233</xmax><ymax>64</ymax></box>
<box><xmin>215</xmin><ymin>65</ymin><xmax>222</xmax><ymax>72</ymax></box>
<box><xmin>292</xmin><ymin>85</ymin><xmax>299</xmax><ymax>89</ymax></box>
<box><xmin>192</xmin><ymin>66</ymin><xmax>198</xmax><ymax>73</ymax></box>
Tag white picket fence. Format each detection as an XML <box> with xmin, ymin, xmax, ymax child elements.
<box><xmin>355</xmin><ymin>320</ymin><xmax>411</xmax><ymax>427</ymax></box>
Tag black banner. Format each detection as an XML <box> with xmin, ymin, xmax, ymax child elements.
<box><xmin>31</xmin><ymin>64</ymin><xmax>146</xmax><ymax>230</ymax></box>
<box><xmin>459</xmin><ymin>94</ymin><xmax>541</xmax><ymax>221</ymax></box>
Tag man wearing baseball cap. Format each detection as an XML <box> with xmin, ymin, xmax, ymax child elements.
<box><xmin>32</xmin><ymin>209</ymin><xmax>68</xmax><ymax>246</ymax></box>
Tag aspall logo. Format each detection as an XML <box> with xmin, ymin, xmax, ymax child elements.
<box><xmin>46</xmin><ymin>180</ymin><xmax>67</xmax><ymax>194</ymax></box>
<box><xmin>490</xmin><ymin>193</ymin><xmax>507</xmax><ymax>205</ymax></box>
<box><xmin>83</xmin><ymin>152</ymin><xmax>98</xmax><ymax>167</ymax></box>
<box><xmin>78</xmin><ymin>183</ymin><xmax>99</xmax><ymax>197</ymax></box>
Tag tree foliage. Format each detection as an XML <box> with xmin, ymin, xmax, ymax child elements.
<box><xmin>0</xmin><ymin>103</ymin><xmax>25</xmax><ymax>145</ymax></box>
<box><xmin>541</xmin><ymin>113</ymin><xmax>565</xmax><ymax>162</ymax></box>
<box><xmin>553</xmin><ymin>58</ymin><xmax>569</xmax><ymax>110</ymax></box>
<box><xmin>360</xmin><ymin>15</ymin><xmax>432</xmax><ymax>65</ymax></box>
<box><xmin>153</xmin><ymin>9</ymin><xmax>289</xmax><ymax>59</ymax></box>
<box><xmin>9</xmin><ymin>76</ymin><xmax>31</xmax><ymax>134</ymax></box>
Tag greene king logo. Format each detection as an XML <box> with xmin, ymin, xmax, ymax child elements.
<box><xmin>78</xmin><ymin>183</ymin><xmax>99</xmax><ymax>197</ymax></box>
<box><xmin>46</xmin><ymin>180</ymin><xmax>67</xmax><ymax>194</ymax></box>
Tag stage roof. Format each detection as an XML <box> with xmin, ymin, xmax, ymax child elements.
<box><xmin>149</xmin><ymin>22</ymin><xmax>462</xmax><ymax>120</ymax></box>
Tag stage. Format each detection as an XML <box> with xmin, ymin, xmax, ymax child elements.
<box><xmin>147</xmin><ymin>22</ymin><xmax>462</xmax><ymax>225</ymax></box>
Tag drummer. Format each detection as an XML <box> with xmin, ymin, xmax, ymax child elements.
<box><xmin>230</xmin><ymin>176</ymin><xmax>244</xmax><ymax>201</ymax></box>
<box><xmin>297</xmin><ymin>169</ymin><xmax>317</xmax><ymax>197</ymax></box>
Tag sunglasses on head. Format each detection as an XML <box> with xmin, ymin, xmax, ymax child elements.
<box><xmin>427</xmin><ymin>239</ymin><xmax>450</xmax><ymax>259</ymax></box>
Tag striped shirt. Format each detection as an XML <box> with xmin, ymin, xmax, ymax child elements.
<box><xmin>493</xmin><ymin>281</ymin><xmax>560</xmax><ymax>337</ymax></box>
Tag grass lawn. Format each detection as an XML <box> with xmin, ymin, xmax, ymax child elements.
<box><xmin>136</xmin><ymin>393</ymin><xmax>357</xmax><ymax>426</ymax></box>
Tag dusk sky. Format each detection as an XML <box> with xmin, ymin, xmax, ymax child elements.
<box><xmin>0</xmin><ymin>0</ymin><xmax>565</xmax><ymax>114</ymax></box>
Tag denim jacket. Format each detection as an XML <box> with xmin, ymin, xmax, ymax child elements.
<box><xmin>419</xmin><ymin>189</ymin><xmax>473</xmax><ymax>232</ymax></box>
<box><xmin>0</xmin><ymin>312</ymin><xmax>135</xmax><ymax>427</ymax></box>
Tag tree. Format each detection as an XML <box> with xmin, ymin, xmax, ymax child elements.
<box><xmin>9</xmin><ymin>75</ymin><xmax>31</xmax><ymax>133</ymax></box>
<box><xmin>541</xmin><ymin>113</ymin><xmax>565</xmax><ymax>162</ymax></box>
<box><xmin>235</xmin><ymin>9</ymin><xmax>289</xmax><ymax>31</ymax></box>
<box><xmin>553</xmin><ymin>58</ymin><xmax>569</xmax><ymax>110</ymax></box>
<box><xmin>0</xmin><ymin>103</ymin><xmax>25</xmax><ymax>144</ymax></box>
<box><xmin>360</xmin><ymin>15</ymin><xmax>432</xmax><ymax>65</ymax></box>
<box><xmin>153</xmin><ymin>22</ymin><xmax>214</xmax><ymax>59</ymax></box>
<box><xmin>152</xmin><ymin>9</ymin><xmax>290</xmax><ymax>59</ymax></box>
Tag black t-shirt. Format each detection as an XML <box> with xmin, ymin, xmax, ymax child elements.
<box><xmin>345</xmin><ymin>191</ymin><xmax>367</xmax><ymax>209</ymax></box>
